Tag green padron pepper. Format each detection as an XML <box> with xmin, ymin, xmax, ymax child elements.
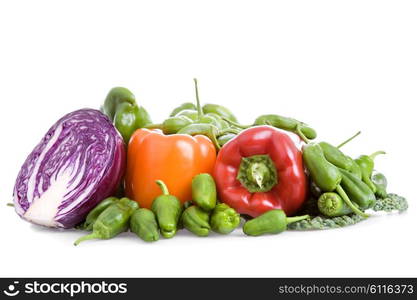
<box><xmin>210</xmin><ymin>203</ymin><xmax>240</xmax><ymax>234</ymax></box>
<box><xmin>355</xmin><ymin>151</ymin><xmax>386</xmax><ymax>193</ymax></box>
<box><xmin>202</xmin><ymin>103</ymin><xmax>239</xmax><ymax>123</ymax></box>
<box><xmin>169</xmin><ymin>102</ymin><xmax>196</xmax><ymax>117</ymax></box>
<box><xmin>79</xmin><ymin>197</ymin><xmax>119</xmax><ymax>230</ymax></box>
<box><xmin>74</xmin><ymin>198</ymin><xmax>139</xmax><ymax>245</ymax></box>
<box><xmin>103</xmin><ymin>87</ymin><xmax>152</xmax><ymax>143</ymax></box>
<box><xmin>243</xmin><ymin>209</ymin><xmax>309</xmax><ymax>236</ymax></box>
<box><xmin>319</xmin><ymin>142</ymin><xmax>352</xmax><ymax>171</ymax></box>
<box><xmin>130</xmin><ymin>208</ymin><xmax>160</xmax><ymax>242</ymax></box>
<box><xmin>151</xmin><ymin>180</ymin><xmax>182</xmax><ymax>238</ymax></box>
<box><xmin>192</xmin><ymin>173</ymin><xmax>217</xmax><ymax>211</ymax></box>
<box><xmin>371</xmin><ymin>171</ymin><xmax>388</xmax><ymax>198</ymax></box>
<box><xmin>181</xmin><ymin>205</ymin><xmax>211</xmax><ymax>237</ymax></box>
<box><xmin>338</xmin><ymin>168</ymin><xmax>376</xmax><ymax>209</ymax></box>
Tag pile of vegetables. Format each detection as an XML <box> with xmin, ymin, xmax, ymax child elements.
<box><xmin>11</xmin><ymin>79</ymin><xmax>408</xmax><ymax>244</ymax></box>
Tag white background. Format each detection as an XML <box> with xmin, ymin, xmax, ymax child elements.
<box><xmin>1</xmin><ymin>0</ymin><xmax>416</xmax><ymax>277</ymax></box>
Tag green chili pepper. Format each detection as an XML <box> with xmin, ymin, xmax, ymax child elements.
<box><xmin>217</xmin><ymin>133</ymin><xmax>236</xmax><ymax>147</ymax></box>
<box><xmin>224</xmin><ymin>114</ymin><xmax>316</xmax><ymax>141</ymax></box>
<box><xmin>371</xmin><ymin>171</ymin><xmax>388</xmax><ymax>198</ymax></box>
<box><xmin>355</xmin><ymin>151</ymin><xmax>386</xmax><ymax>193</ymax></box>
<box><xmin>318</xmin><ymin>192</ymin><xmax>354</xmax><ymax>217</ymax></box>
<box><xmin>318</xmin><ymin>142</ymin><xmax>352</xmax><ymax>170</ymax></box>
<box><xmin>169</xmin><ymin>102</ymin><xmax>196</xmax><ymax>117</ymax></box>
<box><xmin>103</xmin><ymin>87</ymin><xmax>152</xmax><ymax>143</ymax></box>
<box><xmin>175</xmin><ymin>109</ymin><xmax>199</xmax><ymax>121</ymax></box>
<box><xmin>338</xmin><ymin>168</ymin><xmax>376</xmax><ymax>209</ymax></box>
<box><xmin>181</xmin><ymin>205</ymin><xmax>211</xmax><ymax>237</ymax></box>
<box><xmin>303</xmin><ymin>143</ymin><xmax>368</xmax><ymax>218</ymax></box>
<box><xmin>74</xmin><ymin>198</ymin><xmax>139</xmax><ymax>245</ymax></box>
<box><xmin>254</xmin><ymin>115</ymin><xmax>317</xmax><ymax>140</ymax></box>
<box><xmin>146</xmin><ymin>115</ymin><xmax>193</xmax><ymax>134</ymax></box>
<box><xmin>151</xmin><ymin>180</ymin><xmax>182</xmax><ymax>239</ymax></box>
<box><xmin>303</xmin><ymin>143</ymin><xmax>342</xmax><ymax>192</ymax></box>
<box><xmin>130</xmin><ymin>208</ymin><xmax>160</xmax><ymax>242</ymax></box>
<box><xmin>243</xmin><ymin>209</ymin><xmax>310</xmax><ymax>236</ymax></box>
<box><xmin>192</xmin><ymin>173</ymin><xmax>217</xmax><ymax>211</ymax></box>
<box><xmin>177</xmin><ymin>123</ymin><xmax>221</xmax><ymax>150</ymax></box>
<box><xmin>204</xmin><ymin>113</ymin><xmax>230</xmax><ymax>130</ymax></box>
<box><xmin>202</xmin><ymin>103</ymin><xmax>239</xmax><ymax>123</ymax></box>
<box><xmin>210</xmin><ymin>203</ymin><xmax>240</xmax><ymax>234</ymax></box>
<box><xmin>346</xmin><ymin>156</ymin><xmax>362</xmax><ymax>179</ymax></box>
<box><xmin>80</xmin><ymin>197</ymin><xmax>119</xmax><ymax>231</ymax></box>
<box><xmin>103</xmin><ymin>87</ymin><xmax>136</xmax><ymax>119</ymax></box>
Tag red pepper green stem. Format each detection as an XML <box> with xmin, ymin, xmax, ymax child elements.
<box><xmin>237</xmin><ymin>155</ymin><xmax>278</xmax><ymax>193</ymax></box>
<box><xmin>337</xmin><ymin>131</ymin><xmax>361</xmax><ymax>149</ymax></box>
<box><xmin>286</xmin><ymin>215</ymin><xmax>310</xmax><ymax>224</ymax></box>
<box><xmin>369</xmin><ymin>151</ymin><xmax>386</xmax><ymax>160</ymax></box>
<box><xmin>193</xmin><ymin>78</ymin><xmax>204</xmax><ymax>120</ymax></box>
<box><xmin>156</xmin><ymin>180</ymin><xmax>170</xmax><ymax>196</ymax></box>
<box><xmin>336</xmin><ymin>185</ymin><xmax>369</xmax><ymax>218</ymax></box>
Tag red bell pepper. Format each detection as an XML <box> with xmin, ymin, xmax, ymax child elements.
<box><xmin>213</xmin><ymin>126</ymin><xmax>308</xmax><ymax>217</ymax></box>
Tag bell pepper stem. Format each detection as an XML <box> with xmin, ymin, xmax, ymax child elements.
<box><xmin>369</xmin><ymin>151</ymin><xmax>386</xmax><ymax>160</ymax></box>
<box><xmin>337</xmin><ymin>131</ymin><xmax>361</xmax><ymax>149</ymax></box>
<box><xmin>335</xmin><ymin>185</ymin><xmax>369</xmax><ymax>218</ymax></box>
<box><xmin>295</xmin><ymin>124</ymin><xmax>310</xmax><ymax>144</ymax></box>
<box><xmin>74</xmin><ymin>232</ymin><xmax>100</xmax><ymax>246</ymax></box>
<box><xmin>286</xmin><ymin>214</ymin><xmax>310</xmax><ymax>225</ymax></box>
<box><xmin>7</xmin><ymin>203</ymin><xmax>14</xmax><ymax>207</ymax></box>
<box><xmin>193</xmin><ymin>78</ymin><xmax>204</xmax><ymax>120</ymax></box>
<box><xmin>155</xmin><ymin>180</ymin><xmax>170</xmax><ymax>195</ymax></box>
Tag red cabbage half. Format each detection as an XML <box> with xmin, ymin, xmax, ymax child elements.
<box><xmin>13</xmin><ymin>109</ymin><xmax>125</xmax><ymax>228</ymax></box>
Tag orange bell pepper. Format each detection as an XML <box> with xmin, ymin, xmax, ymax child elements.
<box><xmin>125</xmin><ymin>129</ymin><xmax>217</xmax><ymax>208</ymax></box>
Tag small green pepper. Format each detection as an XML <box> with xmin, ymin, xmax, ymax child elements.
<box><xmin>303</xmin><ymin>143</ymin><xmax>368</xmax><ymax>218</ymax></box>
<box><xmin>217</xmin><ymin>133</ymin><xmax>236</xmax><ymax>147</ymax></box>
<box><xmin>151</xmin><ymin>180</ymin><xmax>182</xmax><ymax>239</ymax></box>
<box><xmin>80</xmin><ymin>197</ymin><xmax>119</xmax><ymax>231</ymax></box>
<box><xmin>181</xmin><ymin>205</ymin><xmax>211</xmax><ymax>237</ymax></box>
<box><xmin>317</xmin><ymin>192</ymin><xmax>354</xmax><ymax>217</ymax></box>
<box><xmin>318</xmin><ymin>142</ymin><xmax>352</xmax><ymax>171</ymax></box>
<box><xmin>103</xmin><ymin>87</ymin><xmax>136</xmax><ymax>119</ymax></box>
<box><xmin>169</xmin><ymin>102</ymin><xmax>196</xmax><ymax>117</ymax></box>
<box><xmin>243</xmin><ymin>209</ymin><xmax>309</xmax><ymax>236</ymax></box>
<box><xmin>175</xmin><ymin>109</ymin><xmax>199</xmax><ymax>121</ymax></box>
<box><xmin>74</xmin><ymin>198</ymin><xmax>139</xmax><ymax>245</ymax></box>
<box><xmin>371</xmin><ymin>171</ymin><xmax>388</xmax><ymax>198</ymax></box>
<box><xmin>355</xmin><ymin>151</ymin><xmax>386</xmax><ymax>193</ymax></box>
<box><xmin>103</xmin><ymin>87</ymin><xmax>152</xmax><ymax>143</ymax></box>
<box><xmin>302</xmin><ymin>143</ymin><xmax>342</xmax><ymax>192</ymax></box>
<box><xmin>210</xmin><ymin>203</ymin><xmax>240</xmax><ymax>234</ymax></box>
<box><xmin>202</xmin><ymin>103</ymin><xmax>239</xmax><ymax>123</ymax></box>
<box><xmin>346</xmin><ymin>156</ymin><xmax>362</xmax><ymax>179</ymax></box>
<box><xmin>339</xmin><ymin>168</ymin><xmax>376</xmax><ymax>209</ymax></box>
<box><xmin>192</xmin><ymin>173</ymin><xmax>217</xmax><ymax>211</ymax></box>
<box><xmin>177</xmin><ymin>123</ymin><xmax>221</xmax><ymax>150</ymax></box>
<box><xmin>254</xmin><ymin>115</ymin><xmax>317</xmax><ymax>140</ymax></box>
<box><xmin>146</xmin><ymin>115</ymin><xmax>193</xmax><ymax>134</ymax></box>
<box><xmin>130</xmin><ymin>208</ymin><xmax>160</xmax><ymax>242</ymax></box>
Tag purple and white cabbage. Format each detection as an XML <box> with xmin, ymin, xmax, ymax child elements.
<box><xmin>13</xmin><ymin>109</ymin><xmax>125</xmax><ymax>228</ymax></box>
